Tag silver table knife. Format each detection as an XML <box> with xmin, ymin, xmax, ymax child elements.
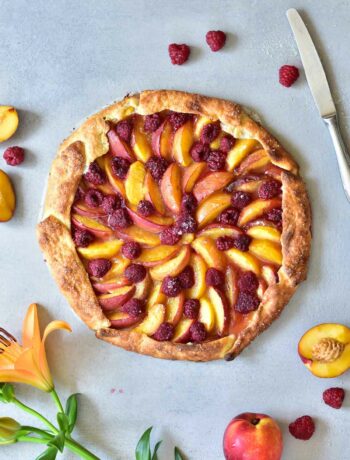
<box><xmin>287</xmin><ymin>8</ymin><xmax>350</xmax><ymax>202</ymax></box>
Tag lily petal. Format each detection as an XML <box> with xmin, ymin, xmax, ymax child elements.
<box><xmin>0</xmin><ymin>368</ymin><xmax>50</xmax><ymax>392</ymax></box>
<box><xmin>22</xmin><ymin>304</ymin><xmax>41</xmax><ymax>353</ymax></box>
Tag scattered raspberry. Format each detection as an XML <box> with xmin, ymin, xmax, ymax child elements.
<box><xmin>144</xmin><ymin>113</ymin><xmax>162</xmax><ymax>133</ymax></box>
<box><xmin>73</xmin><ymin>229</ymin><xmax>94</xmax><ymax>248</ymax></box>
<box><xmin>175</xmin><ymin>213</ymin><xmax>197</xmax><ymax>235</ymax></box>
<box><xmin>122</xmin><ymin>298</ymin><xmax>145</xmax><ymax>317</ymax></box>
<box><xmin>220</xmin><ymin>135</ymin><xmax>235</xmax><ymax>153</ymax></box>
<box><xmin>190</xmin><ymin>141</ymin><xmax>210</xmax><ymax>162</ymax></box>
<box><xmin>3</xmin><ymin>146</ymin><xmax>25</xmax><ymax>166</ymax></box>
<box><xmin>200</xmin><ymin>122</ymin><xmax>221</xmax><ymax>144</ymax></box>
<box><xmin>159</xmin><ymin>226</ymin><xmax>181</xmax><ymax>245</ymax></box>
<box><xmin>190</xmin><ymin>321</ymin><xmax>207</xmax><ymax>343</ymax></box>
<box><xmin>168</xmin><ymin>112</ymin><xmax>191</xmax><ymax>131</ymax></box>
<box><xmin>184</xmin><ymin>299</ymin><xmax>200</xmax><ymax>319</ymax></box>
<box><xmin>137</xmin><ymin>199</ymin><xmax>155</xmax><ymax>217</ymax></box>
<box><xmin>178</xmin><ymin>266</ymin><xmax>195</xmax><ymax>289</ymax></box>
<box><xmin>124</xmin><ymin>264</ymin><xmax>147</xmax><ymax>283</ymax></box>
<box><xmin>231</xmin><ymin>191</ymin><xmax>252</xmax><ymax>209</ymax></box>
<box><xmin>323</xmin><ymin>388</ymin><xmax>345</xmax><ymax>409</ymax></box>
<box><xmin>238</xmin><ymin>271</ymin><xmax>259</xmax><ymax>293</ymax></box>
<box><xmin>145</xmin><ymin>156</ymin><xmax>169</xmax><ymax>181</ymax></box>
<box><xmin>161</xmin><ymin>275</ymin><xmax>182</xmax><ymax>297</ymax></box>
<box><xmin>84</xmin><ymin>161</ymin><xmax>107</xmax><ymax>185</ymax></box>
<box><xmin>168</xmin><ymin>43</ymin><xmax>190</xmax><ymax>65</ymax></box>
<box><xmin>181</xmin><ymin>193</ymin><xmax>197</xmax><ymax>214</ymax></box>
<box><xmin>233</xmin><ymin>234</ymin><xmax>251</xmax><ymax>252</ymax></box>
<box><xmin>122</xmin><ymin>241</ymin><xmax>141</xmax><ymax>260</ymax></box>
<box><xmin>153</xmin><ymin>322</ymin><xmax>175</xmax><ymax>341</ymax></box>
<box><xmin>235</xmin><ymin>292</ymin><xmax>260</xmax><ymax>313</ymax></box>
<box><xmin>207</xmin><ymin>150</ymin><xmax>227</xmax><ymax>171</ymax></box>
<box><xmin>279</xmin><ymin>65</ymin><xmax>300</xmax><ymax>87</ymax></box>
<box><xmin>206</xmin><ymin>30</ymin><xmax>226</xmax><ymax>52</ymax></box>
<box><xmin>217</xmin><ymin>207</ymin><xmax>239</xmax><ymax>226</ymax></box>
<box><xmin>108</xmin><ymin>208</ymin><xmax>132</xmax><ymax>229</ymax></box>
<box><xmin>85</xmin><ymin>189</ymin><xmax>104</xmax><ymax>208</ymax></box>
<box><xmin>115</xmin><ymin>118</ymin><xmax>133</xmax><ymax>142</ymax></box>
<box><xmin>111</xmin><ymin>156</ymin><xmax>131</xmax><ymax>180</ymax></box>
<box><xmin>266</xmin><ymin>208</ymin><xmax>282</xmax><ymax>225</ymax></box>
<box><xmin>216</xmin><ymin>236</ymin><xmax>235</xmax><ymax>251</ymax></box>
<box><xmin>87</xmin><ymin>258</ymin><xmax>112</xmax><ymax>278</ymax></box>
<box><xmin>289</xmin><ymin>416</ymin><xmax>315</xmax><ymax>440</ymax></box>
<box><xmin>258</xmin><ymin>180</ymin><xmax>281</xmax><ymax>199</ymax></box>
<box><xmin>102</xmin><ymin>194</ymin><xmax>123</xmax><ymax>214</ymax></box>
<box><xmin>205</xmin><ymin>268</ymin><xmax>224</xmax><ymax>288</ymax></box>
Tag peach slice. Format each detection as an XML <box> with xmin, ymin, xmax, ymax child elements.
<box><xmin>107</xmin><ymin>130</ymin><xmax>135</xmax><ymax>161</ymax></box>
<box><xmin>152</xmin><ymin>120</ymin><xmax>173</xmax><ymax>160</ymax></box>
<box><xmin>210</xmin><ymin>131</ymin><xmax>225</xmax><ymax>150</ymax></box>
<box><xmin>149</xmin><ymin>245</ymin><xmax>191</xmax><ymax>280</ymax></box>
<box><xmin>173</xmin><ymin>318</ymin><xmax>195</xmax><ymax>343</ymax></box>
<box><xmin>186</xmin><ymin>254</ymin><xmax>207</xmax><ymax>299</ymax></box>
<box><xmin>226</xmin><ymin>139</ymin><xmax>260</xmax><ymax>171</ymax></box>
<box><xmin>182</xmin><ymin>162</ymin><xmax>206</xmax><ymax>193</ymax></box>
<box><xmin>193</xmin><ymin>172</ymin><xmax>233</xmax><ymax>202</ymax></box>
<box><xmin>136</xmin><ymin>245</ymin><xmax>179</xmax><ymax>267</ymax></box>
<box><xmin>104</xmin><ymin>156</ymin><xmax>126</xmax><ymax>196</ymax></box>
<box><xmin>262</xmin><ymin>265</ymin><xmax>278</xmax><ymax>286</ymax></box>
<box><xmin>238</xmin><ymin>198</ymin><xmax>281</xmax><ymax>227</ymax></box>
<box><xmin>228</xmin><ymin>175</ymin><xmax>264</xmax><ymax>193</ymax></box>
<box><xmin>198</xmin><ymin>224</ymin><xmax>243</xmax><ymax>240</ymax></box>
<box><xmin>247</xmin><ymin>225</ymin><xmax>281</xmax><ymax>243</ymax></box>
<box><xmin>180</xmin><ymin>233</ymin><xmax>195</xmax><ymax>244</ymax></box>
<box><xmin>235</xmin><ymin>149</ymin><xmax>270</xmax><ymax>174</ymax></box>
<box><xmin>107</xmin><ymin>311</ymin><xmax>144</xmax><ymax>329</ymax></box>
<box><xmin>100</xmin><ymin>257</ymin><xmax>130</xmax><ymax>280</ymax></box>
<box><xmin>225</xmin><ymin>265</ymin><xmax>238</xmax><ymax>308</ymax></box>
<box><xmin>73</xmin><ymin>201</ymin><xmax>106</xmax><ymax>218</ymax></box>
<box><xmin>208</xmin><ymin>287</ymin><xmax>229</xmax><ymax>336</ymax></box>
<box><xmin>196</xmin><ymin>192</ymin><xmax>232</xmax><ymax>228</ymax></box>
<box><xmin>160</xmin><ymin>163</ymin><xmax>182</xmax><ymax>214</ymax></box>
<box><xmin>125</xmin><ymin>161</ymin><xmax>146</xmax><ymax>205</ymax></box>
<box><xmin>98</xmin><ymin>285</ymin><xmax>136</xmax><ymax>311</ymax></box>
<box><xmin>0</xmin><ymin>169</ymin><xmax>16</xmax><ymax>222</ymax></box>
<box><xmin>249</xmin><ymin>239</ymin><xmax>282</xmax><ymax>265</ymax></box>
<box><xmin>194</xmin><ymin>116</ymin><xmax>213</xmax><ymax>138</ymax></box>
<box><xmin>116</xmin><ymin>226</ymin><xmax>160</xmax><ymax>245</ymax></box>
<box><xmin>166</xmin><ymin>293</ymin><xmax>185</xmax><ymax>326</ymax></box>
<box><xmin>298</xmin><ymin>324</ymin><xmax>350</xmax><ymax>378</ymax></box>
<box><xmin>78</xmin><ymin>239</ymin><xmax>122</xmax><ymax>259</ymax></box>
<box><xmin>131</xmin><ymin>119</ymin><xmax>152</xmax><ymax>162</ymax></box>
<box><xmin>93</xmin><ymin>276</ymin><xmax>131</xmax><ymax>293</ymax></box>
<box><xmin>127</xmin><ymin>207</ymin><xmax>173</xmax><ymax>233</ymax></box>
<box><xmin>198</xmin><ymin>297</ymin><xmax>215</xmax><ymax>333</ymax></box>
<box><xmin>0</xmin><ymin>106</ymin><xmax>19</xmax><ymax>142</ymax></box>
<box><xmin>226</xmin><ymin>248</ymin><xmax>261</xmax><ymax>275</ymax></box>
<box><xmin>72</xmin><ymin>213</ymin><xmax>113</xmax><ymax>237</ymax></box>
<box><xmin>191</xmin><ymin>236</ymin><xmax>227</xmax><ymax>271</ymax></box>
<box><xmin>134</xmin><ymin>273</ymin><xmax>152</xmax><ymax>300</ymax></box>
<box><xmin>144</xmin><ymin>172</ymin><xmax>166</xmax><ymax>214</ymax></box>
<box><xmin>147</xmin><ymin>281</ymin><xmax>166</xmax><ymax>308</ymax></box>
<box><xmin>172</xmin><ymin>120</ymin><xmax>194</xmax><ymax>166</ymax></box>
<box><xmin>135</xmin><ymin>303</ymin><xmax>166</xmax><ymax>336</ymax></box>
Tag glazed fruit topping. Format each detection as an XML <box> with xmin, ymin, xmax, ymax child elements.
<box><xmin>108</xmin><ymin>208</ymin><xmax>132</xmax><ymax>229</ymax></box>
<box><xmin>161</xmin><ymin>275</ymin><xmax>182</xmax><ymax>297</ymax></box>
<box><xmin>168</xmin><ymin>43</ymin><xmax>190</xmax><ymax>65</ymax></box>
<box><xmin>190</xmin><ymin>321</ymin><xmax>207</xmax><ymax>342</ymax></box>
<box><xmin>178</xmin><ymin>266</ymin><xmax>195</xmax><ymax>289</ymax></box>
<box><xmin>266</xmin><ymin>208</ymin><xmax>282</xmax><ymax>225</ymax></box>
<box><xmin>190</xmin><ymin>141</ymin><xmax>210</xmax><ymax>162</ymax></box>
<box><xmin>184</xmin><ymin>299</ymin><xmax>200</xmax><ymax>319</ymax></box>
<box><xmin>220</xmin><ymin>135</ymin><xmax>235</xmax><ymax>153</ymax></box>
<box><xmin>122</xmin><ymin>298</ymin><xmax>145</xmax><ymax>317</ymax></box>
<box><xmin>168</xmin><ymin>112</ymin><xmax>191</xmax><ymax>131</ymax></box>
<box><xmin>175</xmin><ymin>213</ymin><xmax>197</xmax><ymax>234</ymax></box>
<box><xmin>111</xmin><ymin>156</ymin><xmax>131</xmax><ymax>179</ymax></box>
<box><xmin>232</xmin><ymin>234</ymin><xmax>251</xmax><ymax>252</ymax></box>
<box><xmin>231</xmin><ymin>191</ymin><xmax>252</xmax><ymax>209</ymax></box>
<box><xmin>181</xmin><ymin>193</ymin><xmax>197</xmax><ymax>214</ymax></box>
<box><xmin>218</xmin><ymin>208</ymin><xmax>239</xmax><ymax>226</ymax></box>
<box><xmin>145</xmin><ymin>156</ymin><xmax>169</xmax><ymax>181</ymax></box>
<box><xmin>115</xmin><ymin>118</ymin><xmax>133</xmax><ymax>142</ymax></box>
<box><xmin>288</xmin><ymin>416</ymin><xmax>315</xmax><ymax>440</ymax></box>
<box><xmin>159</xmin><ymin>226</ymin><xmax>181</xmax><ymax>245</ymax></box>
<box><xmin>3</xmin><ymin>146</ymin><xmax>25</xmax><ymax>166</ymax></box>
<box><xmin>137</xmin><ymin>199</ymin><xmax>155</xmax><ymax>217</ymax></box>
<box><xmin>73</xmin><ymin>228</ymin><xmax>94</xmax><ymax>248</ymax></box>
<box><xmin>200</xmin><ymin>122</ymin><xmax>220</xmax><ymax>144</ymax></box>
<box><xmin>144</xmin><ymin>113</ymin><xmax>162</xmax><ymax>133</ymax></box>
<box><xmin>124</xmin><ymin>264</ymin><xmax>147</xmax><ymax>283</ymax></box>
<box><xmin>153</xmin><ymin>322</ymin><xmax>175</xmax><ymax>341</ymax></box>
<box><xmin>323</xmin><ymin>387</ymin><xmax>345</xmax><ymax>409</ymax></box>
<box><xmin>122</xmin><ymin>241</ymin><xmax>142</xmax><ymax>260</ymax></box>
<box><xmin>205</xmin><ymin>268</ymin><xmax>224</xmax><ymax>288</ymax></box>
<box><xmin>237</xmin><ymin>271</ymin><xmax>259</xmax><ymax>293</ymax></box>
<box><xmin>88</xmin><ymin>258</ymin><xmax>112</xmax><ymax>278</ymax></box>
<box><xmin>84</xmin><ymin>161</ymin><xmax>106</xmax><ymax>185</ymax></box>
<box><xmin>85</xmin><ymin>189</ymin><xmax>104</xmax><ymax>208</ymax></box>
<box><xmin>102</xmin><ymin>193</ymin><xmax>123</xmax><ymax>214</ymax></box>
<box><xmin>206</xmin><ymin>30</ymin><xmax>226</xmax><ymax>52</ymax></box>
<box><xmin>235</xmin><ymin>292</ymin><xmax>260</xmax><ymax>314</ymax></box>
<box><xmin>207</xmin><ymin>150</ymin><xmax>227</xmax><ymax>171</ymax></box>
<box><xmin>258</xmin><ymin>180</ymin><xmax>281</xmax><ymax>199</ymax></box>
<box><xmin>216</xmin><ymin>236</ymin><xmax>235</xmax><ymax>251</ymax></box>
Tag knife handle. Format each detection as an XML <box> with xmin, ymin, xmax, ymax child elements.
<box><xmin>324</xmin><ymin>115</ymin><xmax>350</xmax><ymax>203</ymax></box>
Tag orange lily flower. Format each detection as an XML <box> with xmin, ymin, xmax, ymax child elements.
<box><xmin>0</xmin><ymin>304</ymin><xmax>71</xmax><ymax>392</ymax></box>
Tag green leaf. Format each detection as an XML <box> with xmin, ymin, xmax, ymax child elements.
<box><xmin>135</xmin><ymin>427</ymin><xmax>152</xmax><ymax>460</ymax></box>
<box><xmin>35</xmin><ymin>446</ymin><xmax>58</xmax><ymax>460</ymax></box>
<box><xmin>65</xmin><ymin>393</ymin><xmax>79</xmax><ymax>433</ymax></box>
<box><xmin>0</xmin><ymin>383</ymin><xmax>15</xmax><ymax>403</ymax></box>
<box><xmin>151</xmin><ymin>440</ymin><xmax>162</xmax><ymax>460</ymax></box>
<box><xmin>47</xmin><ymin>431</ymin><xmax>65</xmax><ymax>453</ymax></box>
<box><xmin>57</xmin><ymin>412</ymin><xmax>69</xmax><ymax>433</ymax></box>
<box><xmin>174</xmin><ymin>447</ymin><xmax>184</xmax><ymax>460</ymax></box>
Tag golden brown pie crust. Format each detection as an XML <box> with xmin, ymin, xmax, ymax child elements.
<box><xmin>37</xmin><ymin>90</ymin><xmax>311</xmax><ymax>361</ymax></box>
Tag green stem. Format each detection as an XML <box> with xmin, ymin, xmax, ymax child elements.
<box><xmin>50</xmin><ymin>388</ymin><xmax>64</xmax><ymax>413</ymax></box>
<box><xmin>13</xmin><ymin>397</ymin><xmax>58</xmax><ymax>434</ymax></box>
<box><xmin>65</xmin><ymin>438</ymin><xmax>100</xmax><ymax>460</ymax></box>
<box><xmin>20</xmin><ymin>426</ymin><xmax>52</xmax><ymax>440</ymax></box>
<box><xmin>17</xmin><ymin>435</ymin><xmax>48</xmax><ymax>445</ymax></box>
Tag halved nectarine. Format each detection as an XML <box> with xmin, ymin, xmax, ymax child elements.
<box><xmin>0</xmin><ymin>106</ymin><xmax>19</xmax><ymax>142</ymax></box>
<box><xmin>0</xmin><ymin>169</ymin><xmax>16</xmax><ymax>222</ymax></box>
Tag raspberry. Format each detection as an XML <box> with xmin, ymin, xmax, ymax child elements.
<box><xmin>153</xmin><ymin>322</ymin><xmax>175</xmax><ymax>341</ymax></box>
<box><xmin>184</xmin><ymin>299</ymin><xmax>200</xmax><ymax>319</ymax></box>
<box><xmin>205</xmin><ymin>268</ymin><xmax>224</xmax><ymax>288</ymax></box>
<box><xmin>181</xmin><ymin>193</ymin><xmax>197</xmax><ymax>214</ymax></box>
<box><xmin>279</xmin><ymin>65</ymin><xmax>300</xmax><ymax>88</ymax></box>
<box><xmin>220</xmin><ymin>135</ymin><xmax>235</xmax><ymax>153</ymax></box>
<box><xmin>258</xmin><ymin>180</ymin><xmax>281</xmax><ymax>199</ymax></box>
<box><xmin>73</xmin><ymin>229</ymin><xmax>94</xmax><ymax>248</ymax></box>
<box><xmin>200</xmin><ymin>123</ymin><xmax>221</xmax><ymax>144</ymax></box>
<box><xmin>178</xmin><ymin>266</ymin><xmax>195</xmax><ymax>289</ymax></box>
<box><xmin>237</xmin><ymin>271</ymin><xmax>259</xmax><ymax>293</ymax></box>
<box><xmin>190</xmin><ymin>322</ymin><xmax>207</xmax><ymax>343</ymax></box>
<box><xmin>217</xmin><ymin>207</ymin><xmax>239</xmax><ymax>226</ymax></box>
<box><xmin>266</xmin><ymin>208</ymin><xmax>282</xmax><ymax>224</ymax></box>
<box><xmin>289</xmin><ymin>416</ymin><xmax>315</xmax><ymax>440</ymax></box>
<box><xmin>124</xmin><ymin>264</ymin><xmax>147</xmax><ymax>283</ymax></box>
<box><xmin>144</xmin><ymin>114</ymin><xmax>162</xmax><ymax>133</ymax></box>
<box><xmin>102</xmin><ymin>194</ymin><xmax>123</xmax><ymax>214</ymax></box>
<box><xmin>323</xmin><ymin>388</ymin><xmax>345</xmax><ymax>409</ymax></box>
<box><xmin>3</xmin><ymin>146</ymin><xmax>25</xmax><ymax>166</ymax></box>
<box><xmin>74</xmin><ymin>186</ymin><xmax>85</xmax><ymax>203</ymax></box>
<box><xmin>122</xmin><ymin>298</ymin><xmax>145</xmax><ymax>317</ymax></box>
<box><xmin>122</xmin><ymin>241</ymin><xmax>141</xmax><ymax>260</ymax></box>
<box><xmin>206</xmin><ymin>30</ymin><xmax>226</xmax><ymax>52</ymax></box>
<box><xmin>108</xmin><ymin>208</ymin><xmax>132</xmax><ymax>229</ymax></box>
<box><xmin>207</xmin><ymin>150</ymin><xmax>227</xmax><ymax>171</ymax></box>
<box><xmin>115</xmin><ymin>118</ymin><xmax>133</xmax><ymax>142</ymax></box>
<box><xmin>216</xmin><ymin>236</ymin><xmax>235</xmax><ymax>251</ymax></box>
<box><xmin>233</xmin><ymin>234</ymin><xmax>251</xmax><ymax>252</ymax></box>
<box><xmin>84</xmin><ymin>189</ymin><xmax>104</xmax><ymax>208</ymax></box>
<box><xmin>175</xmin><ymin>213</ymin><xmax>197</xmax><ymax>235</ymax></box>
<box><xmin>168</xmin><ymin>44</ymin><xmax>190</xmax><ymax>65</ymax></box>
<box><xmin>111</xmin><ymin>156</ymin><xmax>131</xmax><ymax>180</ymax></box>
<box><xmin>235</xmin><ymin>292</ymin><xmax>260</xmax><ymax>313</ymax></box>
<box><xmin>145</xmin><ymin>156</ymin><xmax>169</xmax><ymax>181</ymax></box>
<box><xmin>159</xmin><ymin>226</ymin><xmax>181</xmax><ymax>245</ymax></box>
<box><xmin>161</xmin><ymin>276</ymin><xmax>182</xmax><ymax>297</ymax></box>
<box><xmin>168</xmin><ymin>112</ymin><xmax>191</xmax><ymax>131</ymax></box>
<box><xmin>88</xmin><ymin>258</ymin><xmax>112</xmax><ymax>278</ymax></box>
<box><xmin>231</xmin><ymin>191</ymin><xmax>252</xmax><ymax>209</ymax></box>
<box><xmin>137</xmin><ymin>200</ymin><xmax>155</xmax><ymax>217</ymax></box>
<box><xmin>84</xmin><ymin>161</ymin><xmax>106</xmax><ymax>185</ymax></box>
<box><xmin>190</xmin><ymin>142</ymin><xmax>210</xmax><ymax>162</ymax></box>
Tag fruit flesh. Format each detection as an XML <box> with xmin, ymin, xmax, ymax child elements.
<box><xmin>0</xmin><ymin>106</ymin><xmax>19</xmax><ymax>142</ymax></box>
<box><xmin>0</xmin><ymin>169</ymin><xmax>16</xmax><ymax>221</ymax></box>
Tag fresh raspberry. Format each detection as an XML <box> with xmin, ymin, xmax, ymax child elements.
<box><xmin>200</xmin><ymin>123</ymin><xmax>221</xmax><ymax>144</ymax></box>
<box><xmin>178</xmin><ymin>266</ymin><xmax>195</xmax><ymax>289</ymax></box>
<box><xmin>206</xmin><ymin>30</ymin><xmax>226</xmax><ymax>52</ymax></box>
<box><xmin>145</xmin><ymin>156</ymin><xmax>169</xmax><ymax>181</ymax></box>
<box><xmin>181</xmin><ymin>193</ymin><xmax>197</xmax><ymax>214</ymax></box>
<box><xmin>205</xmin><ymin>268</ymin><xmax>224</xmax><ymax>288</ymax></box>
<box><xmin>122</xmin><ymin>298</ymin><xmax>145</xmax><ymax>317</ymax></box>
<box><xmin>207</xmin><ymin>150</ymin><xmax>227</xmax><ymax>171</ymax></box>
<box><xmin>102</xmin><ymin>194</ymin><xmax>123</xmax><ymax>214</ymax></box>
<box><xmin>88</xmin><ymin>258</ymin><xmax>112</xmax><ymax>278</ymax></box>
<box><xmin>168</xmin><ymin>112</ymin><xmax>191</xmax><ymax>131</ymax></box>
<box><xmin>124</xmin><ymin>264</ymin><xmax>147</xmax><ymax>283</ymax></box>
<box><xmin>122</xmin><ymin>241</ymin><xmax>141</xmax><ymax>260</ymax></box>
<box><xmin>289</xmin><ymin>416</ymin><xmax>315</xmax><ymax>440</ymax></box>
<box><xmin>153</xmin><ymin>322</ymin><xmax>175</xmax><ymax>341</ymax></box>
<box><xmin>279</xmin><ymin>65</ymin><xmax>300</xmax><ymax>88</ymax></box>
<box><xmin>115</xmin><ymin>118</ymin><xmax>133</xmax><ymax>143</ymax></box>
<box><xmin>137</xmin><ymin>200</ymin><xmax>155</xmax><ymax>217</ymax></box>
<box><xmin>84</xmin><ymin>189</ymin><xmax>104</xmax><ymax>208</ymax></box>
<box><xmin>175</xmin><ymin>213</ymin><xmax>197</xmax><ymax>235</ymax></box>
<box><xmin>238</xmin><ymin>271</ymin><xmax>259</xmax><ymax>292</ymax></box>
<box><xmin>111</xmin><ymin>156</ymin><xmax>131</xmax><ymax>180</ymax></box>
<box><xmin>220</xmin><ymin>135</ymin><xmax>235</xmax><ymax>153</ymax></box>
<box><xmin>159</xmin><ymin>226</ymin><xmax>181</xmax><ymax>245</ymax></box>
<box><xmin>73</xmin><ymin>229</ymin><xmax>94</xmax><ymax>248</ymax></box>
<box><xmin>168</xmin><ymin>43</ymin><xmax>190</xmax><ymax>65</ymax></box>
<box><xmin>161</xmin><ymin>276</ymin><xmax>182</xmax><ymax>297</ymax></box>
<box><xmin>216</xmin><ymin>236</ymin><xmax>235</xmax><ymax>251</ymax></box>
<box><xmin>235</xmin><ymin>292</ymin><xmax>260</xmax><ymax>313</ymax></box>
<box><xmin>233</xmin><ymin>234</ymin><xmax>251</xmax><ymax>252</ymax></box>
<box><xmin>190</xmin><ymin>321</ymin><xmax>207</xmax><ymax>343</ymax></box>
<box><xmin>258</xmin><ymin>180</ymin><xmax>281</xmax><ymax>199</ymax></box>
<box><xmin>108</xmin><ymin>208</ymin><xmax>132</xmax><ymax>229</ymax></box>
<box><xmin>231</xmin><ymin>191</ymin><xmax>252</xmax><ymax>209</ymax></box>
<box><xmin>190</xmin><ymin>142</ymin><xmax>210</xmax><ymax>162</ymax></box>
<box><xmin>217</xmin><ymin>207</ymin><xmax>239</xmax><ymax>226</ymax></box>
<box><xmin>184</xmin><ymin>299</ymin><xmax>200</xmax><ymax>319</ymax></box>
<box><xmin>3</xmin><ymin>146</ymin><xmax>25</xmax><ymax>166</ymax></box>
<box><xmin>266</xmin><ymin>208</ymin><xmax>282</xmax><ymax>224</ymax></box>
<box><xmin>144</xmin><ymin>113</ymin><xmax>162</xmax><ymax>133</ymax></box>
<box><xmin>84</xmin><ymin>161</ymin><xmax>106</xmax><ymax>185</ymax></box>
<box><xmin>323</xmin><ymin>388</ymin><xmax>345</xmax><ymax>409</ymax></box>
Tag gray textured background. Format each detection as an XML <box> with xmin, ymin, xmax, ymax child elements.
<box><xmin>1</xmin><ymin>1</ymin><xmax>349</xmax><ymax>459</ymax></box>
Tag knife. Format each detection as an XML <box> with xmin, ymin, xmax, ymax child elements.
<box><xmin>287</xmin><ymin>8</ymin><xmax>350</xmax><ymax>203</ymax></box>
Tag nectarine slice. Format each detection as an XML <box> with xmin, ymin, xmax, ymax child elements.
<box><xmin>78</xmin><ymin>239</ymin><xmax>122</xmax><ymax>259</ymax></box>
<box><xmin>131</xmin><ymin>119</ymin><xmax>152</xmax><ymax>162</ymax></box>
<box><xmin>191</xmin><ymin>237</ymin><xmax>227</xmax><ymax>271</ymax></box>
<box><xmin>72</xmin><ymin>214</ymin><xmax>112</xmax><ymax>236</ymax></box>
<box><xmin>144</xmin><ymin>172</ymin><xmax>166</xmax><ymax>214</ymax></box>
<box><xmin>173</xmin><ymin>318</ymin><xmax>195</xmax><ymax>343</ymax></box>
<box><xmin>152</xmin><ymin>120</ymin><xmax>173</xmax><ymax>160</ymax></box>
<box><xmin>172</xmin><ymin>120</ymin><xmax>194</xmax><ymax>166</ymax></box>
<box><xmin>193</xmin><ymin>172</ymin><xmax>233</xmax><ymax>202</ymax></box>
<box><xmin>149</xmin><ymin>245</ymin><xmax>191</xmax><ymax>280</ymax></box>
<box><xmin>238</xmin><ymin>198</ymin><xmax>281</xmax><ymax>227</ymax></box>
<box><xmin>186</xmin><ymin>253</ymin><xmax>207</xmax><ymax>299</ymax></box>
<box><xmin>136</xmin><ymin>245</ymin><xmax>179</xmax><ymax>266</ymax></box>
<box><xmin>226</xmin><ymin>248</ymin><xmax>261</xmax><ymax>275</ymax></box>
<box><xmin>134</xmin><ymin>274</ymin><xmax>152</xmax><ymax>300</ymax></box>
<box><xmin>127</xmin><ymin>207</ymin><xmax>173</xmax><ymax>233</ymax></box>
<box><xmin>107</xmin><ymin>311</ymin><xmax>144</xmax><ymax>329</ymax></box>
<box><xmin>98</xmin><ymin>285</ymin><xmax>136</xmax><ymax>310</ymax></box>
<box><xmin>93</xmin><ymin>276</ymin><xmax>131</xmax><ymax>293</ymax></box>
<box><xmin>225</xmin><ymin>265</ymin><xmax>238</xmax><ymax>308</ymax></box>
<box><xmin>226</xmin><ymin>139</ymin><xmax>260</xmax><ymax>171</ymax></box>
<box><xmin>208</xmin><ymin>287</ymin><xmax>229</xmax><ymax>336</ymax></box>
<box><xmin>107</xmin><ymin>130</ymin><xmax>135</xmax><ymax>161</ymax></box>
<box><xmin>125</xmin><ymin>161</ymin><xmax>146</xmax><ymax>205</ymax></box>
<box><xmin>198</xmin><ymin>224</ymin><xmax>243</xmax><ymax>240</ymax></box>
<box><xmin>249</xmin><ymin>239</ymin><xmax>282</xmax><ymax>265</ymax></box>
<box><xmin>0</xmin><ymin>169</ymin><xmax>16</xmax><ymax>222</ymax></box>
<box><xmin>116</xmin><ymin>226</ymin><xmax>160</xmax><ymax>245</ymax></box>
<box><xmin>194</xmin><ymin>116</ymin><xmax>213</xmax><ymax>138</ymax></box>
<box><xmin>235</xmin><ymin>149</ymin><xmax>270</xmax><ymax>174</ymax></box>
<box><xmin>0</xmin><ymin>106</ymin><xmax>19</xmax><ymax>142</ymax></box>
<box><xmin>182</xmin><ymin>162</ymin><xmax>206</xmax><ymax>193</ymax></box>
<box><xmin>147</xmin><ymin>282</ymin><xmax>166</xmax><ymax>308</ymax></box>
<box><xmin>160</xmin><ymin>163</ymin><xmax>182</xmax><ymax>214</ymax></box>
<box><xmin>166</xmin><ymin>293</ymin><xmax>185</xmax><ymax>326</ymax></box>
<box><xmin>135</xmin><ymin>303</ymin><xmax>166</xmax><ymax>336</ymax></box>
<box><xmin>198</xmin><ymin>297</ymin><xmax>215</xmax><ymax>333</ymax></box>
<box><xmin>104</xmin><ymin>156</ymin><xmax>126</xmax><ymax>196</ymax></box>
<box><xmin>196</xmin><ymin>192</ymin><xmax>232</xmax><ymax>228</ymax></box>
<box><xmin>247</xmin><ymin>225</ymin><xmax>281</xmax><ymax>243</ymax></box>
